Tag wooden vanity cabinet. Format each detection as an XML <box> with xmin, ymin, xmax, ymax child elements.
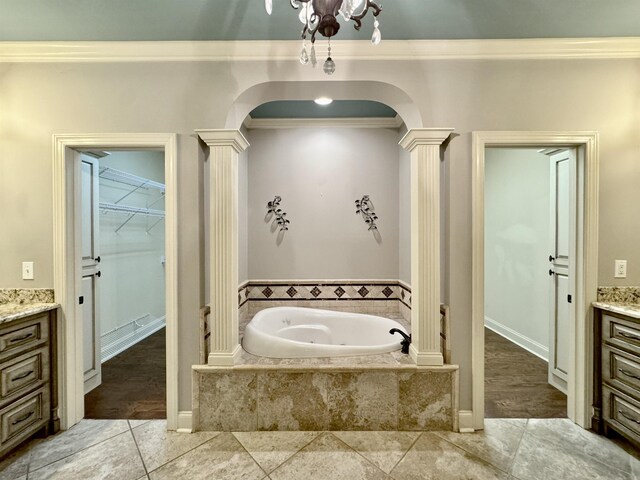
<box><xmin>0</xmin><ymin>310</ymin><xmax>58</xmax><ymax>457</ymax></box>
<box><xmin>593</xmin><ymin>308</ymin><xmax>640</xmax><ymax>447</ymax></box>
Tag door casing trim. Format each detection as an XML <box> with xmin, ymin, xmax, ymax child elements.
<box><xmin>53</xmin><ymin>133</ymin><xmax>178</xmax><ymax>430</ymax></box>
<box><xmin>471</xmin><ymin>131</ymin><xmax>599</xmax><ymax>430</ymax></box>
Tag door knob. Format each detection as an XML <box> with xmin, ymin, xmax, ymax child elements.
<box><xmin>549</xmin><ymin>255</ymin><xmax>555</xmax><ymax>262</ymax></box>
<box><xmin>96</xmin><ymin>271</ymin><xmax>101</xmax><ymax>278</ymax></box>
<box><xmin>549</xmin><ymin>269</ymin><xmax>555</xmax><ymax>276</ymax></box>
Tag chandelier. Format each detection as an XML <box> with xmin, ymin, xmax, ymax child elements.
<box><xmin>265</xmin><ymin>0</ymin><xmax>382</xmax><ymax>75</ymax></box>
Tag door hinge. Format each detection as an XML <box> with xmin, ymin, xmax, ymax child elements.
<box><xmin>567</xmin><ymin>294</ymin><xmax>572</xmax><ymax>303</ymax></box>
<box><xmin>79</xmin><ymin>296</ymin><xmax>84</xmax><ymax>305</ymax></box>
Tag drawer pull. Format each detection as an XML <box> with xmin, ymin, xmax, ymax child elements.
<box><xmin>618</xmin><ymin>409</ymin><xmax>640</xmax><ymax>425</ymax></box>
<box><xmin>618</xmin><ymin>331</ymin><xmax>640</xmax><ymax>342</ymax></box>
<box><xmin>9</xmin><ymin>333</ymin><xmax>34</xmax><ymax>343</ymax></box>
<box><xmin>11</xmin><ymin>370</ymin><xmax>34</xmax><ymax>382</ymax></box>
<box><xmin>619</xmin><ymin>368</ymin><xmax>640</xmax><ymax>381</ymax></box>
<box><xmin>11</xmin><ymin>411</ymin><xmax>34</xmax><ymax>425</ymax></box>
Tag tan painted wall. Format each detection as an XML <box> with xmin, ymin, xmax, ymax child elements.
<box><xmin>1</xmin><ymin>57</ymin><xmax>639</xmax><ymax>411</ymax></box>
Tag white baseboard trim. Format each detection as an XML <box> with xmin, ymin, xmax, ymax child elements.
<box><xmin>484</xmin><ymin>316</ymin><xmax>549</xmax><ymax>361</ymax></box>
<box><xmin>458</xmin><ymin>410</ymin><xmax>475</xmax><ymax>433</ymax></box>
<box><xmin>176</xmin><ymin>411</ymin><xmax>193</xmax><ymax>433</ymax></box>
<box><xmin>101</xmin><ymin>315</ymin><xmax>166</xmax><ymax>363</ymax></box>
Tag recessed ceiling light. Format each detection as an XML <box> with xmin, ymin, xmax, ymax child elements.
<box><xmin>314</xmin><ymin>97</ymin><xmax>333</xmax><ymax>106</ymax></box>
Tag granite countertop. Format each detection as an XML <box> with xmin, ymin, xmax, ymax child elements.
<box><xmin>593</xmin><ymin>301</ymin><xmax>640</xmax><ymax>320</ymax></box>
<box><xmin>0</xmin><ymin>302</ymin><xmax>59</xmax><ymax>325</ymax></box>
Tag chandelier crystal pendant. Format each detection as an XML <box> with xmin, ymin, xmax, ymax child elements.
<box><xmin>265</xmin><ymin>0</ymin><xmax>382</xmax><ymax>75</ymax></box>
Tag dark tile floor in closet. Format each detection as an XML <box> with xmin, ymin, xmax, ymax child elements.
<box><xmin>485</xmin><ymin>327</ymin><xmax>567</xmax><ymax>418</ymax></box>
<box><xmin>84</xmin><ymin>328</ymin><xmax>166</xmax><ymax>419</ymax></box>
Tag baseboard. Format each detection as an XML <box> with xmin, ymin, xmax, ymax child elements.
<box><xmin>101</xmin><ymin>315</ymin><xmax>166</xmax><ymax>362</ymax></box>
<box><xmin>458</xmin><ymin>410</ymin><xmax>475</xmax><ymax>433</ymax></box>
<box><xmin>176</xmin><ymin>411</ymin><xmax>193</xmax><ymax>433</ymax></box>
<box><xmin>484</xmin><ymin>316</ymin><xmax>549</xmax><ymax>361</ymax></box>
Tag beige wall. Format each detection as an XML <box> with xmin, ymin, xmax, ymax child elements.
<box><xmin>1</xmin><ymin>56</ymin><xmax>640</xmax><ymax>411</ymax></box>
<box><xmin>246</xmin><ymin>127</ymin><xmax>400</xmax><ymax>280</ymax></box>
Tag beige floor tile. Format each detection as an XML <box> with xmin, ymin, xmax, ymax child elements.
<box><xmin>333</xmin><ymin>431</ymin><xmax>421</xmax><ymax>474</ymax></box>
<box><xmin>128</xmin><ymin>419</ymin><xmax>152</xmax><ymax>428</ymax></box>
<box><xmin>29</xmin><ymin>431</ymin><xmax>145</xmax><ymax>480</ymax></box>
<box><xmin>148</xmin><ymin>432</ymin><xmax>265</xmax><ymax>480</ymax></box>
<box><xmin>389</xmin><ymin>432</ymin><xmax>510</xmax><ymax>480</ymax></box>
<box><xmin>0</xmin><ymin>441</ymin><xmax>32</xmax><ymax>480</ymax></box>
<box><xmin>28</xmin><ymin>419</ymin><xmax>130</xmax><ymax>471</ymax></box>
<box><xmin>234</xmin><ymin>431</ymin><xmax>319</xmax><ymax>473</ymax></box>
<box><xmin>132</xmin><ymin>420</ymin><xmax>221</xmax><ymax>472</ymax></box>
<box><xmin>269</xmin><ymin>432</ymin><xmax>390</xmax><ymax>480</ymax></box>
<box><xmin>525</xmin><ymin>419</ymin><xmax>634</xmax><ymax>475</ymax></box>
<box><xmin>434</xmin><ymin>418</ymin><xmax>525</xmax><ymax>471</ymax></box>
<box><xmin>511</xmin><ymin>432</ymin><xmax>632</xmax><ymax>480</ymax></box>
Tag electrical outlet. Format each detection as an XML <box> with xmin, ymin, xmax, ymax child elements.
<box><xmin>615</xmin><ymin>260</ymin><xmax>627</xmax><ymax>278</ymax></box>
<box><xmin>22</xmin><ymin>261</ymin><xmax>34</xmax><ymax>280</ymax></box>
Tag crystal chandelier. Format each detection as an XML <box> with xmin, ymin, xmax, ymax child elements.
<box><xmin>265</xmin><ymin>0</ymin><xmax>382</xmax><ymax>75</ymax></box>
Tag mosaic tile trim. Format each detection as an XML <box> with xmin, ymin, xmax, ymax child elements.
<box><xmin>0</xmin><ymin>288</ymin><xmax>55</xmax><ymax>305</ymax></box>
<box><xmin>239</xmin><ymin>281</ymin><xmax>412</xmax><ymax>306</ymax></box>
<box><xmin>597</xmin><ymin>286</ymin><xmax>640</xmax><ymax>304</ymax></box>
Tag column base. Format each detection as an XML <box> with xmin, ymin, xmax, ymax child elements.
<box><xmin>208</xmin><ymin>344</ymin><xmax>241</xmax><ymax>366</ymax></box>
<box><xmin>409</xmin><ymin>345</ymin><xmax>444</xmax><ymax>366</ymax></box>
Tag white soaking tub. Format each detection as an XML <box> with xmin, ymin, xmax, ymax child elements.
<box><xmin>242</xmin><ymin>306</ymin><xmax>409</xmax><ymax>358</ymax></box>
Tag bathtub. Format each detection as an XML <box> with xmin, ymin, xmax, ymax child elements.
<box><xmin>242</xmin><ymin>306</ymin><xmax>408</xmax><ymax>358</ymax></box>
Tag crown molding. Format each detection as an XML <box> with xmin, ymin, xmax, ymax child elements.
<box><xmin>3</xmin><ymin>37</ymin><xmax>640</xmax><ymax>63</ymax></box>
<box><xmin>244</xmin><ymin>115</ymin><xmax>404</xmax><ymax>130</ymax></box>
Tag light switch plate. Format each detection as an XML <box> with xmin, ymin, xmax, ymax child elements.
<box><xmin>22</xmin><ymin>261</ymin><xmax>34</xmax><ymax>280</ymax></box>
<box><xmin>615</xmin><ymin>260</ymin><xmax>627</xmax><ymax>278</ymax></box>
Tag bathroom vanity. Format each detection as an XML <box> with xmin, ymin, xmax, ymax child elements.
<box><xmin>593</xmin><ymin>303</ymin><xmax>640</xmax><ymax>447</ymax></box>
<box><xmin>0</xmin><ymin>303</ymin><xmax>59</xmax><ymax>457</ymax></box>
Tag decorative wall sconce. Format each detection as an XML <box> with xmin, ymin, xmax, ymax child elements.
<box><xmin>355</xmin><ymin>195</ymin><xmax>378</xmax><ymax>230</ymax></box>
<box><xmin>267</xmin><ymin>196</ymin><xmax>290</xmax><ymax>232</ymax></box>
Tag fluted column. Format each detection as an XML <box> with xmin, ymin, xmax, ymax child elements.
<box><xmin>399</xmin><ymin>128</ymin><xmax>453</xmax><ymax>366</ymax></box>
<box><xmin>196</xmin><ymin>129</ymin><xmax>249</xmax><ymax>366</ymax></box>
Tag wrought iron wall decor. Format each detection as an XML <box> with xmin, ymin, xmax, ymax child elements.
<box><xmin>355</xmin><ymin>195</ymin><xmax>378</xmax><ymax>230</ymax></box>
<box><xmin>267</xmin><ymin>196</ymin><xmax>290</xmax><ymax>232</ymax></box>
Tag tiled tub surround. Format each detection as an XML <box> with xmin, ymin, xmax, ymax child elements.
<box><xmin>0</xmin><ymin>288</ymin><xmax>58</xmax><ymax>324</ymax></box>
<box><xmin>193</xmin><ymin>365</ymin><xmax>458</xmax><ymax>432</ymax></box>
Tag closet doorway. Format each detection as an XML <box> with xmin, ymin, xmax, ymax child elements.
<box><xmin>483</xmin><ymin>147</ymin><xmax>574</xmax><ymax>418</ymax></box>
<box><xmin>471</xmin><ymin>131</ymin><xmax>599</xmax><ymax>431</ymax></box>
<box><xmin>52</xmin><ymin>133</ymin><xmax>178</xmax><ymax>431</ymax></box>
<box><xmin>80</xmin><ymin>150</ymin><xmax>166</xmax><ymax>419</ymax></box>
<box><xmin>80</xmin><ymin>150</ymin><xmax>167</xmax><ymax>419</ymax></box>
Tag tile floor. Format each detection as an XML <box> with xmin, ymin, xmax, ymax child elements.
<box><xmin>0</xmin><ymin>418</ymin><xmax>638</xmax><ymax>480</ymax></box>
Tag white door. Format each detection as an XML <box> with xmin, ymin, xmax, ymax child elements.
<box><xmin>81</xmin><ymin>155</ymin><xmax>101</xmax><ymax>394</ymax></box>
<box><xmin>547</xmin><ymin>148</ymin><xmax>577</xmax><ymax>394</ymax></box>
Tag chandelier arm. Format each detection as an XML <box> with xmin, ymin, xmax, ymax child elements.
<box><xmin>349</xmin><ymin>1</ymin><xmax>382</xmax><ymax>31</ymax></box>
<box><xmin>290</xmin><ymin>0</ymin><xmax>312</xmax><ymax>8</ymax></box>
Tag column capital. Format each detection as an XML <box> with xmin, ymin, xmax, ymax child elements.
<box><xmin>196</xmin><ymin>129</ymin><xmax>250</xmax><ymax>153</ymax></box>
<box><xmin>399</xmin><ymin>128</ymin><xmax>454</xmax><ymax>152</ymax></box>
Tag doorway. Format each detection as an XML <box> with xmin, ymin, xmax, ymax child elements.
<box><xmin>80</xmin><ymin>150</ymin><xmax>167</xmax><ymax>419</ymax></box>
<box><xmin>52</xmin><ymin>133</ymin><xmax>178</xmax><ymax>431</ymax></box>
<box><xmin>483</xmin><ymin>147</ymin><xmax>574</xmax><ymax>418</ymax></box>
<box><xmin>471</xmin><ymin>131</ymin><xmax>599</xmax><ymax>431</ymax></box>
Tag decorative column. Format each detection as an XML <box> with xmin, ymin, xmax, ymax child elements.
<box><xmin>196</xmin><ymin>129</ymin><xmax>250</xmax><ymax>366</ymax></box>
<box><xmin>399</xmin><ymin>128</ymin><xmax>453</xmax><ymax>366</ymax></box>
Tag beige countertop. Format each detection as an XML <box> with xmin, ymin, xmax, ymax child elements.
<box><xmin>593</xmin><ymin>301</ymin><xmax>640</xmax><ymax>320</ymax></box>
<box><xmin>0</xmin><ymin>302</ymin><xmax>59</xmax><ymax>325</ymax></box>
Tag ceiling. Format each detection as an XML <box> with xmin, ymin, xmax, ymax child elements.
<box><xmin>250</xmin><ymin>101</ymin><xmax>397</xmax><ymax>119</ymax></box>
<box><xmin>2</xmin><ymin>0</ymin><xmax>640</xmax><ymax>42</ymax></box>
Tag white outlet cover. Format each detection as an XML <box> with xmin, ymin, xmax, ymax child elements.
<box><xmin>614</xmin><ymin>260</ymin><xmax>627</xmax><ymax>278</ymax></box>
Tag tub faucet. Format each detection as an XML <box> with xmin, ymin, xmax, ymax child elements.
<box><xmin>389</xmin><ymin>328</ymin><xmax>411</xmax><ymax>354</ymax></box>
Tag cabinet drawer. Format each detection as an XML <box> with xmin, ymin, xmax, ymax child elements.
<box><xmin>0</xmin><ymin>387</ymin><xmax>49</xmax><ymax>445</ymax></box>
<box><xmin>603</xmin><ymin>313</ymin><xmax>640</xmax><ymax>356</ymax></box>
<box><xmin>0</xmin><ymin>347</ymin><xmax>48</xmax><ymax>405</ymax></box>
<box><xmin>603</xmin><ymin>385</ymin><xmax>640</xmax><ymax>442</ymax></box>
<box><xmin>0</xmin><ymin>314</ymin><xmax>48</xmax><ymax>360</ymax></box>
